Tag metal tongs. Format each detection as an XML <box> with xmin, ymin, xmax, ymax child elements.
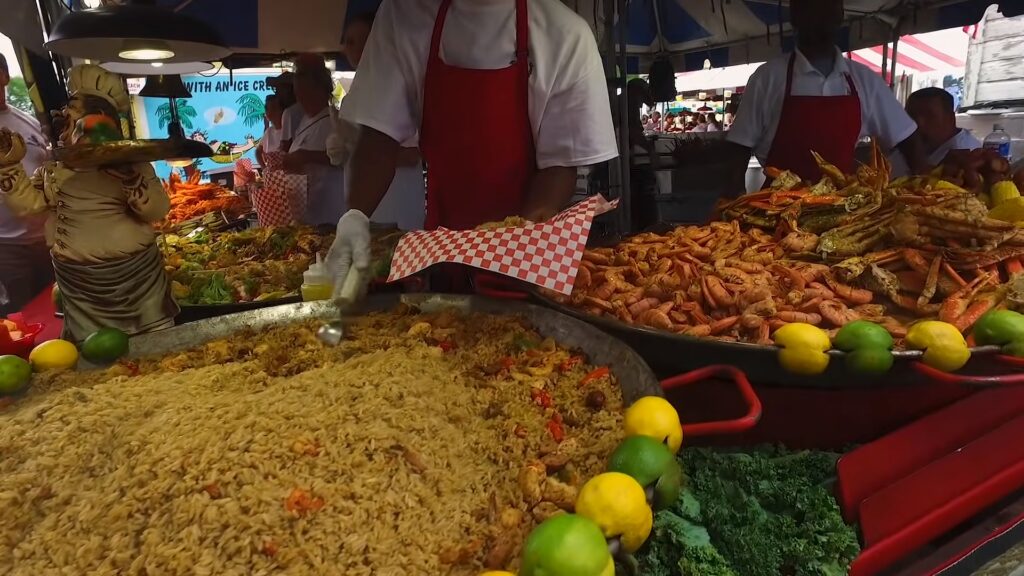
<box><xmin>316</xmin><ymin>268</ymin><xmax>365</xmax><ymax>346</ymax></box>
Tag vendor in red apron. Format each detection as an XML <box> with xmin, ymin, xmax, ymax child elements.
<box><xmin>324</xmin><ymin>0</ymin><xmax>617</xmax><ymax>294</ymax></box>
<box><xmin>724</xmin><ymin>0</ymin><xmax>929</xmax><ymax>196</ymax></box>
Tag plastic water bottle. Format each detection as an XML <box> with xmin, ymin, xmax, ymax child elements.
<box><xmin>984</xmin><ymin>124</ymin><xmax>1013</xmax><ymax>162</ymax></box>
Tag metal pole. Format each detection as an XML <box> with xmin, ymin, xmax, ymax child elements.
<box><xmin>880</xmin><ymin>41</ymin><xmax>888</xmax><ymax>84</ymax></box>
<box><xmin>616</xmin><ymin>0</ymin><xmax>632</xmax><ymax>233</ymax></box>
<box><xmin>889</xmin><ymin>34</ymin><xmax>900</xmax><ymax>90</ymax></box>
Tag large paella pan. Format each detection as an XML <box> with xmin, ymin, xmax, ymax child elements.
<box><xmin>1</xmin><ymin>295</ymin><xmax>662</xmax><ymax>575</ymax></box>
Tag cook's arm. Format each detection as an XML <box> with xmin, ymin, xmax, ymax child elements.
<box><xmin>521</xmin><ymin>167</ymin><xmax>578</xmax><ymax>222</ymax></box>
<box><xmin>283</xmin><ymin>149</ymin><xmax>332</xmax><ymax>173</ymax></box>
<box><xmin>0</xmin><ymin>162</ymin><xmax>48</xmax><ymax>216</ymax></box>
<box><xmin>119</xmin><ymin>163</ymin><xmax>170</xmax><ymax>223</ymax></box>
<box><xmin>347</xmin><ymin>126</ymin><xmax>401</xmax><ymax>217</ymax></box>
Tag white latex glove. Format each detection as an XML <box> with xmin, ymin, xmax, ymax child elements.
<box><xmin>325</xmin><ymin>209</ymin><xmax>371</xmax><ymax>303</ymax></box>
<box><xmin>325</xmin><ymin>105</ymin><xmax>355</xmax><ymax>167</ymax></box>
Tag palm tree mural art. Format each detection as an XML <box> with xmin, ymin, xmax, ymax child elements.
<box><xmin>236</xmin><ymin>93</ymin><xmax>266</xmax><ymax>130</ymax></box>
<box><xmin>168</xmin><ymin>92</ymin><xmax>265</xmax><ymax>165</ymax></box>
<box><xmin>155</xmin><ymin>99</ymin><xmax>198</xmax><ymax>131</ymax></box>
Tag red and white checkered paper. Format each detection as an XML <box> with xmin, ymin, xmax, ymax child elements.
<box><xmin>388</xmin><ymin>195</ymin><xmax>618</xmax><ymax>295</ymax></box>
<box><xmin>253</xmin><ymin>162</ymin><xmax>307</xmax><ymax>227</ymax></box>
<box><xmin>234</xmin><ymin>158</ymin><xmax>255</xmax><ymax>187</ymax></box>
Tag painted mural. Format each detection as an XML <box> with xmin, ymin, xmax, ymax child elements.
<box><xmin>135</xmin><ymin>74</ymin><xmax>273</xmax><ymax>180</ymax></box>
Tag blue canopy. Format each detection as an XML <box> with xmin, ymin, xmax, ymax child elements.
<box><xmin>5</xmin><ymin>0</ymin><xmax>1023</xmax><ymax>73</ymax></box>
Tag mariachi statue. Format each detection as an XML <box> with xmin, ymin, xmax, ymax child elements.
<box><xmin>0</xmin><ymin>64</ymin><xmax>178</xmax><ymax>341</ymax></box>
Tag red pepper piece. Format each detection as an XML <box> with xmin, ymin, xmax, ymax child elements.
<box><xmin>579</xmin><ymin>366</ymin><xmax>610</xmax><ymax>387</ymax></box>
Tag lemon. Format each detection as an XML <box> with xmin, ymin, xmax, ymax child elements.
<box><xmin>575</xmin><ymin>472</ymin><xmax>653</xmax><ymax>553</ymax></box>
<box><xmin>0</xmin><ymin>355</ymin><xmax>32</xmax><ymax>395</ymax></box>
<box><xmin>773</xmin><ymin>322</ymin><xmax>832</xmax><ymax>375</ymax></box>
<box><xmin>29</xmin><ymin>339</ymin><xmax>79</xmax><ymax>372</ymax></box>
<box><xmin>623</xmin><ymin>396</ymin><xmax>682</xmax><ymax>453</ymax></box>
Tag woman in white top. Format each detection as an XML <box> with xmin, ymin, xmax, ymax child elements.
<box><xmin>256</xmin><ymin>94</ymin><xmax>282</xmax><ymax>168</ymax></box>
<box><xmin>282</xmin><ymin>54</ymin><xmax>346</xmax><ymax>226</ymax></box>
<box><xmin>338</xmin><ymin>10</ymin><xmax>425</xmax><ymax>231</ymax></box>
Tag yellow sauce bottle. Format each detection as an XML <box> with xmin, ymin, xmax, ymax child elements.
<box><xmin>300</xmin><ymin>254</ymin><xmax>333</xmax><ymax>302</ymax></box>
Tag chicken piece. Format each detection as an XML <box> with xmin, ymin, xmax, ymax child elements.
<box><xmin>518</xmin><ymin>460</ymin><xmax>546</xmax><ymax>506</ymax></box>
<box><xmin>531</xmin><ymin>502</ymin><xmax>564</xmax><ymax>523</ymax></box>
<box><xmin>542</xmin><ymin>477</ymin><xmax>578</xmax><ymax>511</ymax></box>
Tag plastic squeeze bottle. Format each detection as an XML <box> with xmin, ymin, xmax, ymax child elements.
<box><xmin>984</xmin><ymin>124</ymin><xmax>1013</xmax><ymax>162</ymax></box>
<box><xmin>300</xmin><ymin>254</ymin><xmax>333</xmax><ymax>302</ymax></box>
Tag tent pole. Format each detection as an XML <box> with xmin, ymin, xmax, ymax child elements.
<box><xmin>616</xmin><ymin>0</ymin><xmax>632</xmax><ymax>233</ymax></box>
<box><xmin>889</xmin><ymin>33</ymin><xmax>900</xmax><ymax>90</ymax></box>
<box><xmin>880</xmin><ymin>41</ymin><xmax>889</xmax><ymax>83</ymax></box>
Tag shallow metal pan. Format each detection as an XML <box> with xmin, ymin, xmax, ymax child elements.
<box><xmin>531</xmin><ymin>289</ymin><xmax>1013</xmax><ymax>388</ymax></box>
<box><xmin>129</xmin><ymin>293</ymin><xmax>663</xmax><ymax>404</ymax></box>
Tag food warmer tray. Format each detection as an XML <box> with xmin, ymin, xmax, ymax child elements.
<box><xmin>531</xmin><ymin>289</ymin><xmax>1010</xmax><ymax>388</ymax></box>
<box><xmin>130</xmin><ymin>293</ymin><xmax>663</xmax><ymax>404</ymax></box>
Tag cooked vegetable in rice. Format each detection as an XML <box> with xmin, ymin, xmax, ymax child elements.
<box><xmin>162</xmin><ymin>226</ymin><xmax>404</xmax><ymax>305</ymax></box>
<box><xmin>0</xmin><ymin>307</ymin><xmax>624</xmax><ymax>575</ymax></box>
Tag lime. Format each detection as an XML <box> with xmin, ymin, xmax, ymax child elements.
<box><xmin>1003</xmin><ymin>339</ymin><xmax>1024</xmax><ymax>358</ymax></box>
<box><xmin>81</xmin><ymin>327</ymin><xmax>130</xmax><ymax>364</ymax></box>
<box><xmin>972</xmin><ymin>310</ymin><xmax>1024</xmax><ymax>346</ymax></box>
<box><xmin>834</xmin><ymin>320</ymin><xmax>894</xmax><ymax>352</ymax></box>
<box><xmin>845</xmin><ymin>346</ymin><xmax>894</xmax><ymax>375</ymax></box>
<box><xmin>0</xmin><ymin>355</ymin><xmax>32</xmax><ymax>395</ymax></box>
<box><xmin>623</xmin><ymin>396</ymin><xmax>683</xmax><ymax>453</ymax></box>
<box><xmin>575</xmin><ymin>472</ymin><xmax>653</xmax><ymax>553</ymax></box>
<box><xmin>51</xmin><ymin>284</ymin><xmax>62</xmax><ymax>312</ymax></box>
<box><xmin>607</xmin><ymin>435</ymin><xmax>683</xmax><ymax>510</ymax></box>
<box><xmin>520</xmin><ymin>513</ymin><xmax>615</xmax><ymax>576</ymax></box>
<box><xmin>29</xmin><ymin>339</ymin><xmax>79</xmax><ymax>372</ymax></box>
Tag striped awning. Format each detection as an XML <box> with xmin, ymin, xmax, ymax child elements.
<box><xmin>849</xmin><ymin>28</ymin><xmax>969</xmax><ymax>79</ymax></box>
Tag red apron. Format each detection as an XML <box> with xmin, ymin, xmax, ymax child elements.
<box><xmin>420</xmin><ymin>0</ymin><xmax>535</xmax><ymax>231</ymax></box>
<box><xmin>764</xmin><ymin>52</ymin><xmax>862</xmax><ymax>182</ymax></box>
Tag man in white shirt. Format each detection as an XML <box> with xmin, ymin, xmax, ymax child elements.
<box><xmin>267</xmin><ymin>72</ymin><xmax>305</xmax><ymax>153</ymax></box>
<box><xmin>725</xmin><ymin>0</ymin><xmax>927</xmax><ymax>196</ymax></box>
<box><xmin>0</xmin><ymin>54</ymin><xmax>51</xmax><ymax>313</ymax></box>
<box><xmin>325</xmin><ymin>0</ymin><xmax>618</xmax><ymax>293</ymax></box>
<box><xmin>890</xmin><ymin>87</ymin><xmax>981</xmax><ymax>178</ymax></box>
<box><xmin>334</xmin><ymin>9</ymin><xmax>426</xmax><ymax>231</ymax></box>
<box><xmin>282</xmin><ymin>54</ymin><xmax>346</xmax><ymax>227</ymax></box>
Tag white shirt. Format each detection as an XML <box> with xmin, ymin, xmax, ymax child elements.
<box><xmin>727</xmin><ymin>48</ymin><xmax>918</xmax><ymax>165</ymax></box>
<box><xmin>279</xmin><ymin>103</ymin><xmax>304</xmax><ymax>150</ymax></box>
<box><xmin>289</xmin><ymin>107</ymin><xmax>347</xmax><ymax>226</ymax></box>
<box><xmin>259</xmin><ymin>125</ymin><xmax>282</xmax><ymax>157</ymax></box>
<box><xmin>889</xmin><ymin>128</ymin><xmax>982</xmax><ymax>178</ymax></box>
<box><xmin>341</xmin><ymin>0</ymin><xmax>618</xmax><ymax>170</ymax></box>
<box><xmin>0</xmin><ymin>106</ymin><xmax>47</xmax><ymax>242</ymax></box>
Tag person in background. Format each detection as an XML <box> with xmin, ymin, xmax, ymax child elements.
<box><xmin>256</xmin><ymin>94</ymin><xmax>283</xmax><ymax>169</ymax></box>
<box><xmin>890</xmin><ymin>87</ymin><xmax>981</xmax><ymax>178</ymax></box>
<box><xmin>690</xmin><ymin>113</ymin><xmax>709</xmax><ymax>133</ymax></box>
<box><xmin>282</xmin><ymin>54</ymin><xmax>346</xmax><ymax>226</ymax></box>
<box><xmin>723</xmin><ymin>102</ymin><xmax>737</xmax><ymax>130</ymax></box>
<box><xmin>650</xmin><ymin>110</ymin><xmax>662</xmax><ymax>132</ymax></box>
<box><xmin>267</xmin><ymin>71</ymin><xmax>303</xmax><ymax>153</ymax></box>
<box><xmin>327</xmin><ymin>0</ymin><xmax>617</xmax><ymax>293</ymax></box>
<box><xmin>625</xmin><ymin>78</ymin><xmax>656</xmax><ymax>157</ymax></box>
<box><xmin>0</xmin><ymin>54</ymin><xmax>51</xmax><ymax>314</ymax></box>
<box><xmin>334</xmin><ymin>9</ymin><xmax>426</xmax><ymax>231</ymax></box>
<box><xmin>724</xmin><ymin>0</ymin><xmax>927</xmax><ymax>197</ymax></box>
<box><xmin>707</xmin><ymin>114</ymin><xmax>723</xmax><ymax>132</ymax></box>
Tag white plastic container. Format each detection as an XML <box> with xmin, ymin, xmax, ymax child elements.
<box><xmin>300</xmin><ymin>254</ymin><xmax>333</xmax><ymax>302</ymax></box>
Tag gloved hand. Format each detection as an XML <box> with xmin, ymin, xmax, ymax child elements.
<box><xmin>325</xmin><ymin>106</ymin><xmax>355</xmax><ymax>167</ymax></box>
<box><xmin>325</xmin><ymin>209</ymin><xmax>372</xmax><ymax>303</ymax></box>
